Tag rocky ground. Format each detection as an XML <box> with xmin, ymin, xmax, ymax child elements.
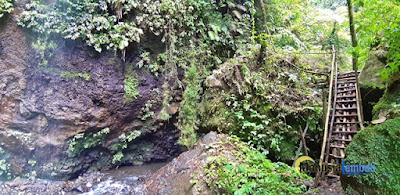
<box><xmin>0</xmin><ymin>132</ymin><xmax>345</xmax><ymax>195</ymax></box>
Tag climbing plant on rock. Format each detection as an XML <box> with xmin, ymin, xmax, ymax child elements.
<box><xmin>18</xmin><ymin>0</ymin><xmax>252</xmax><ymax>61</ymax></box>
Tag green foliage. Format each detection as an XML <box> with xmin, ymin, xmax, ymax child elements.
<box><xmin>28</xmin><ymin>160</ymin><xmax>37</xmax><ymax>167</ymax></box>
<box><xmin>158</xmin><ymin>83</ymin><xmax>172</xmax><ymax>121</ymax></box>
<box><xmin>109</xmin><ymin>130</ymin><xmax>141</xmax><ymax>164</ymax></box>
<box><xmin>0</xmin><ymin>147</ymin><xmax>12</xmax><ymax>180</ymax></box>
<box><xmin>372</xmin><ymin>84</ymin><xmax>400</xmax><ymax>120</ymax></box>
<box><xmin>31</xmin><ymin>36</ymin><xmax>57</xmax><ymax>66</ymax></box>
<box><xmin>67</xmin><ymin>128</ymin><xmax>110</xmax><ymax>157</ymax></box>
<box><xmin>313</xmin><ymin>0</ymin><xmax>347</xmax><ymax>10</ymax></box>
<box><xmin>203</xmin><ymin>136</ymin><xmax>311</xmax><ymax>194</ymax></box>
<box><xmin>123</xmin><ymin>73</ymin><xmax>139</xmax><ymax>102</ymax></box>
<box><xmin>0</xmin><ymin>0</ymin><xmax>13</xmax><ymax>18</ymax></box>
<box><xmin>175</xmin><ymin>41</ymin><xmax>222</xmax><ymax>148</ymax></box>
<box><xmin>0</xmin><ymin>159</ymin><xmax>11</xmax><ymax>180</ymax></box>
<box><xmin>208</xmin><ymin>53</ymin><xmax>323</xmax><ymax>160</ymax></box>
<box><xmin>18</xmin><ymin>0</ymin><xmax>252</xmax><ymax>60</ymax></box>
<box><xmin>136</xmin><ymin>52</ymin><xmax>161</xmax><ymax>76</ymax></box>
<box><xmin>355</xmin><ymin>0</ymin><xmax>400</xmax><ymax>81</ymax></box>
<box><xmin>60</xmin><ymin>71</ymin><xmax>91</xmax><ymax>81</ymax></box>
<box><xmin>19</xmin><ymin>0</ymin><xmax>143</xmax><ymax>55</ymax></box>
<box><xmin>139</xmin><ymin>100</ymin><xmax>156</xmax><ymax>121</ymax></box>
<box><xmin>177</xmin><ymin>65</ymin><xmax>202</xmax><ymax>148</ymax></box>
<box><xmin>344</xmin><ymin>119</ymin><xmax>400</xmax><ymax>194</ymax></box>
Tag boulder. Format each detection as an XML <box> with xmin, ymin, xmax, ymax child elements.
<box><xmin>359</xmin><ymin>48</ymin><xmax>388</xmax><ymax>89</ymax></box>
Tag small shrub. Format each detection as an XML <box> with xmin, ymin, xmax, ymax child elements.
<box><xmin>0</xmin><ymin>0</ymin><xmax>13</xmax><ymax>18</ymax></box>
<box><xmin>109</xmin><ymin>130</ymin><xmax>141</xmax><ymax>164</ymax></box>
<box><xmin>123</xmin><ymin>74</ymin><xmax>139</xmax><ymax>102</ymax></box>
<box><xmin>67</xmin><ymin>128</ymin><xmax>110</xmax><ymax>157</ymax></box>
<box><xmin>203</xmin><ymin>136</ymin><xmax>311</xmax><ymax>194</ymax></box>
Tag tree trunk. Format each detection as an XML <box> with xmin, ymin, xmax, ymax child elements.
<box><xmin>347</xmin><ymin>0</ymin><xmax>365</xmax><ymax>127</ymax></box>
<box><xmin>347</xmin><ymin>0</ymin><xmax>357</xmax><ymax>71</ymax></box>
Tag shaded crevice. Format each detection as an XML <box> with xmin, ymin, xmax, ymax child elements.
<box><xmin>361</xmin><ymin>87</ymin><xmax>385</xmax><ymax>122</ymax></box>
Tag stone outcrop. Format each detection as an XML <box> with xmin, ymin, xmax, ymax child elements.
<box><xmin>359</xmin><ymin>47</ymin><xmax>388</xmax><ymax>89</ymax></box>
<box><xmin>144</xmin><ymin>132</ymin><xmax>218</xmax><ymax>195</ymax></box>
<box><xmin>0</xmin><ymin>1</ymin><xmax>180</xmax><ymax>180</ymax></box>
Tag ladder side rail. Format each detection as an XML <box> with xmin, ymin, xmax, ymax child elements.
<box><xmin>355</xmin><ymin>72</ymin><xmax>365</xmax><ymax>129</ymax></box>
<box><xmin>322</xmin><ymin>59</ymin><xmax>339</xmax><ymax>180</ymax></box>
<box><xmin>315</xmin><ymin>45</ymin><xmax>336</xmax><ymax>185</ymax></box>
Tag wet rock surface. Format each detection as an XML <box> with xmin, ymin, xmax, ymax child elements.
<box><xmin>0</xmin><ymin>132</ymin><xmax>219</xmax><ymax>195</ymax></box>
<box><xmin>0</xmin><ymin>1</ymin><xmax>180</xmax><ymax>179</ymax></box>
<box><xmin>0</xmin><ymin>163</ymin><xmax>167</xmax><ymax>195</ymax></box>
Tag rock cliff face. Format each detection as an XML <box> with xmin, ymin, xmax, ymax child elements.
<box><xmin>359</xmin><ymin>47</ymin><xmax>388</xmax><ymax>89</ymax></box>
<box><xmin>0</xmin><ymin>1</ymin><xmax>180</xmax><ymax>180</ymax></box>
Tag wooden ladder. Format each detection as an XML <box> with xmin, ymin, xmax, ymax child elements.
<box><xmin>316</xmin><ymin>46</ymin><xmax>364</xmax><ymax>183</ymax></box>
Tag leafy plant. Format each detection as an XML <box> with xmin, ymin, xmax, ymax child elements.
<box><xmin>354</xmin><ymin>0</ymin><xmax>400</xmax><ymax>81</ymax></box>
<box><xmin>139</xmin><ymin>100</ymin><xmax>156</xmax><ymax>121</ymax></box>
<box><xmin>18</xmin><ymin>0</ymin><xmax>143</xmax><ymax>59</ymax></box>
<box><xmin>123</xmin><ymin>73</ymin><xmax>139</xmax><ymax>102</ymax></box>
<box><xmin>202</xmin><ymin>136</ymin><xmax>311</xmax><ymax>194</ymax></box>
<box><xmin>109</xmin><ymin>130</ymin><xmax>141</xmax><ymax>164</ymax></box>
<box><xmin>31</xmin><ymin>36</ymin><xmax>57</xmax><ymax>66</ymax></box>
<box><xmin>0</xmin><ymin>0</ymin><xmax>13</xmax><ymax>18</ymax></box>
<box><xmin>67</xmin><ymin>128</ymin><xmax>110</xmax><ymax>157</ymax></box>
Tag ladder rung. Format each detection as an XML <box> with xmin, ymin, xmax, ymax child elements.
<box><xmin>327</xmin><ymin>174</ymin><xmax>340</xmax><ymax>178</ymax></box>
<box><xmin>336</xmin><ymin>95</ymin><xmax>356</xmax><ymax>99</ymax></box>
<box><xmin>338</xmin><ymin>73</ymin><xmax>357</xmax><ymax>78</ymax></box>
<box><xmin>335</xmin><ymin>122</ymin><xmax>359</xmax><ymax>124</ymax></box>
<box><xmin>337</xmin><ymin>88</ymin><xmax>356</xmax><ymax>93</ymax></box>
<box><xmin>332</xmin><ymin>131</ymin><xmax>358</xmax><ymax>134</ymax></box>
<box><xmin>332</xmin><ymin>138</ymin><xmax>352</xmax><ymax>142</ymax></box>
<box><xmin>336</xmin><ymin>80</ymin><xmax>356</xmax><ymax>84</ymax></box>
<box><xmin>337</xmin><ymin>86</ymin><xmax>355</xmax><ymax>89</ymax></box>
<box><xmin>335</xmin><ymin>107</ymin><xmax>358</xmax><ymax>110</ymax></box>
<box><xmin>337</xmin><ymin>100</ymin><xmax>357</xmax><ymax>103</ymax></box>
<box><xmin>335</xmin><ymin>114</ymin><xmax>358</xmax><ymax>117</ymax></box>
<box><xmin>338</xmin><ymin>77</ymin><xmax>356</xmax><ymax>81</ymax></box>
<box><xmin>329</xmin><ymin>154</ymin><xmax>345</xmax><ymax>159</ymax></box>
<box><xmin>330</xmin><ymin>144</ymin><xmax>346</xmax><ymax>149</ymax></box>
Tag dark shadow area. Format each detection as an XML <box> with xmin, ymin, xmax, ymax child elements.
<box><xmin>361</xmin><ymin>87</ymin><xmax>385</xmax><ymax>121</ymax></box>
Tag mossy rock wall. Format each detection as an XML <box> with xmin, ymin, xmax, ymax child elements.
<box><xmin>341</xmin><ymin>119</ymin><xmax>400</xmax><ymax>194</ymax></box>
<box><xmin>372</xmin><ymin>80</ymin><xmax>400</xmax><ymax>120</ymax></box>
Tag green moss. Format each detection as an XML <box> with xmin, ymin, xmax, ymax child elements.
<box><xmin>199</xmin><ymin>89</ymin><xmax>230</xmax><ymax>131</ymax></box>
<box><xmin>343</xmin><ymin>119</ymin><xmax>400</xmax><ymax>194</ymax></box>
<box><xmin>60</xmin><ymin>71</ymin><xmax>91</xmax><ymax>81</ymax></box>
<box><xmin>178</xmin><ymin>64</ymin><xmax>202</xmax><ymax>148</ymax></box>
<box><xmin>123</xmin><ymin>74</ymin><xmax>139</xmax><ymax>103</ymax></box>
<box><xmin>372</xmin><ymin>83</ymin><xmax>400</xmax><ymax>120</ymax></box>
